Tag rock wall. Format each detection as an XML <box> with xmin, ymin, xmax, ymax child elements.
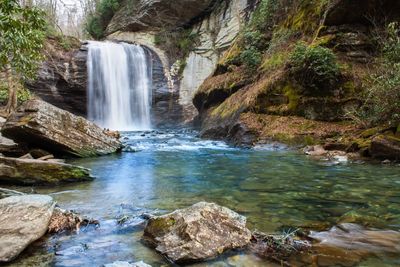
<box><xmin>27</xmin><ymin>37</ymin><xmax>87</xmax><ymax>116</ymax></box>
<box><xmin>179</xmin><ymin>0</ymin><xmax>249</xmax><ymax>115</ymax></box>
<box><xmin>105</xmin><ymin>0</ymin><xmax>251</xmax><ymax>122</ymax></box>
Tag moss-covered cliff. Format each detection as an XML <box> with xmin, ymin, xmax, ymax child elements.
<box><xmin>192</xmin><ymin>0</ymin><xmax>400</xmax><ymax>160</ymax></box>
<box><xmin>100</xmin><ymin>0</ymin><xmax>400</xmax><ymax>160</ymax></box>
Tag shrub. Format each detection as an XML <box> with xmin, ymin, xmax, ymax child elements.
<box><xmin>240</xmin><ymin>47</ymin><xmax>263</xmax><ymax>69</ymax></box>
<box><xmin>0</xmin><ymin>84</ymin><xmax>31</xmax><ymax>105</ymax></box>
<box><xmin>237</xmin><ymin>0</ymin><xmax>279</xmax><ymax>70</ymax></box>
<box><xmin>360</xmin><ymin>23</ymin><xmax>400</xmax><ymax>126</ymax></box>
<box><xmin>85</xmin><ymin>0</ymin><xmax>121</xmax><ymax>39</ymax></box>
<box><xmin>288</xmin><ymin>42</ymin><xmax>340</xmax><ymax>95</ymax></box>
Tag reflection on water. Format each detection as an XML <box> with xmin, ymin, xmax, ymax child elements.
<box><xmin>6</xmin><ymin>129</ymin><xmax>400</xmax><ymax>266</ymax></box>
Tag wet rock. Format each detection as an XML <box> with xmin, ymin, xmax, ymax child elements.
<box><xmin>48</xmin><ymin>207</ymin><xmax>99</xmax><ymax>233</ymax></box>
<box><xmin>143</xmin><ymin>202</ymin><xmax>251</xmax><ymax>263</ymax></box>
<box><xmin>303</xmin><ymin>145</ymin><xmax>327</xmax><ymax>156</ymax></box>
<box><xmin>0</xmin><ymin>156</ymin><xmax>94</xmax><ymax>185</ymax></box>
<box><xmin>309</xmin><ymin>223</ymin><xmax>400</xmax><ymax>266</ymax></box>
<box><xmin>0</xmin><ymin>187</ymin><xmax>24</xmax><ymax>199</ymax></box>
<box><xmin>370</xmin><ymin>135</ymin><xmax>400</xmax><ymax>161</ymax></box>
<box><xmin>2</xmin><ymin>100</ymin><xmax>122</xmax><ymax>157</ymax></box>
<box><xmin>104</xmin><ymin>261</ymin><xmax>152</xmax><ymax>267</ymax></box>
<box><xmin>250</xmin><ymin>231</ymin><xmax>311</xmax><ymax>266</ymax></box>
<box><xmin>0</xmin><ymin>195</ymin><xmax>55</xmax><ymax>262</ymax></box>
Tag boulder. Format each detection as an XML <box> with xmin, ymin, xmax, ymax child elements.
<box><xmin>143</xmin><ymin>202</ymin><xmax>251</xmax><ymax>263</ymax></box>
<box><xmin>2</xmin><ymin>100</ymin><xmax>122</xmax><ymax>158</ymax></box>
<box><xmin>370</xmin><ymin>135</ymin><xmax>400</xmax><ymax>160</ymax></box>
<box><xmin>0</xmin><ymin>156</ymin><xmax>93</xmax><ymax>185</ymax></box>
<box><xmin>0</xmin><ymin>195</ymin><xmax>55</xmax><ymax>262</ymax></box>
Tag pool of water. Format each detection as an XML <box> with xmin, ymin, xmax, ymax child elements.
<box><xmin>6</xmin><ymin>129</ymin><xmax>400</xmax><ymax>266</ymax></box>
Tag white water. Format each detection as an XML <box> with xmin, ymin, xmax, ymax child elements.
<box><xmin>87</xmin><ymin>41</ymin><xmax>152</xmax><ymax>131</ymax></box>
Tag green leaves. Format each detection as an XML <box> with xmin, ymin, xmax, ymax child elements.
<box><xmin>85</xmin><ymin>0</ymin><xmax>122</xmax><ymax>39</ymax></box>
<box><xmin>289</xmin><ymin>42</ymin><xmax>340</xmax><ymax>95</ymax></box>
<box><xmin>0</xmin><ymin>0</ymin><xmax>47</xmax><ymax>80</ymax></box>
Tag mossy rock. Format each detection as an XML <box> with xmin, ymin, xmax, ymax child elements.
<box><xmin>0</xmin><ymin>156</ymin><xmax>94</xmax><ymax>185</ymax></box>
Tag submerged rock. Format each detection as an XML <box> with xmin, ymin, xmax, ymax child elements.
<box><xmin>104</xmin><ymin>261</ymin><xmax>152</xmax><ymax>267</ymax></box>
<box><xmin>308</xmin><ymin>223</ymin><xmax>400</xmax><ymax>266</ymax></box>
<box><xmin>143</xmin><ymin>202</ymin><xmax>251</xmax><ymax>263</ymax></box>
<box><xmin>0</xmin><ymin>195</ymin><xmax>55</xmax><ymax>262</ymax></box>
<box><xmin>0</xmin><ymin>156</ymin><xmax>93</xmax><ymax>185</ymax></box>
<box><xmin>2</xmin><ymin>100</ymin><xmax>122</xmax><ymax>157</ymax></box>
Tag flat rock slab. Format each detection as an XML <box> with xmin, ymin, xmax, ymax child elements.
<box><xmin>143</xmin><ymin>202</ymin><xmax>251</xmax><ymax>263</ymax></box>
<box><xmin>0</xmin><ymin>156</ymin><xmax>94</xmax><ymax>185</ymax></box>
<box><xmin>0</xmin><ymin>195</ymin><xmax>55</xmax><ymax>262</ymax></box>
<box><xmin>2</xmin><ymin>100</ymin><xmax>122</xmax><ymax>157</ymax></box>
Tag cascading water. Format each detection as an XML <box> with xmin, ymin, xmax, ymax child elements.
<box><xmin>87</xmin><ymin>41</ymin><xmax>152</xmax><ymax>131</ymax></box>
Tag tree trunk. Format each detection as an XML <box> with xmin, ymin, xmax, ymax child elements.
<box><xmin>5</xmin><ymin>64</ymin><xmax>18</xmax><ymax>114</ymax></box>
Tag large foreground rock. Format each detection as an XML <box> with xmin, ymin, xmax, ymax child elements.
<box><xmin>2</xmin><ymin>100</ymin><xmax>122</xmax><ymax>157</ymax></box>
<box><xmin>143</xmin><ymin>202</ymin><xmax>251</xmax><ymax>263</ymax></box>
<box><xmin>0</xmin><ymin>195</ymin><xmax>55</xmax><ymax>262</ymax></box>
<box><xmin>0</xmin><ymin>156</ymin><xmax>93</xmax><ymax>185</ymax></box>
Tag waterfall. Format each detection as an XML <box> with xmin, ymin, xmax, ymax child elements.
<box><xmin>87</xmin><ymin>41</ymin><xmax>152</xmax><ymax>131</ymax></box>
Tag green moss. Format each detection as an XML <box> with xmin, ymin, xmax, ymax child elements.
<box><xmin>273</xmin><ymin>132</ymin><xmax>317</xmax><ymax>146</ymax></box>
<box><xmin>312</xmin><ymin>34</ymin><xmax>336</xmax><ymax>47</ymax></box>
<box><xmin>342</xmin><ymin>81</ymin><xmax>356</xmax><ymax>95</ymax></box>
<box><xmin>353</xmin><ymin>138</ymin><xmax>372</xmax><ymax>150</ymax></box>
<box><xmin>148</xmin><ymin>217</ymin><xmax>176</xmax><ymax>234</ymax></box>
<box><xmin>284</xmin><ymin>0</ymin><xmax>330</xmax><ymax>34</ymax></box>
<box><xmin>261</xmin><ymin>52</ymin><xmax>288</xmax><ymax>73</ymax></box>
<box><xmin>360</xmin><ymin>127</ymin><xmax>381</xmax><ymax>138</ymax></box>
<box><xmin>283</xmin><ymin>84</ymin><xmax>300</xmax><ymax>111</ymax></box>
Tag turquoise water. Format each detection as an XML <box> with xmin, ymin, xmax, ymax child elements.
<box><xmin>6</xmin><ymin>130</ymin><xmax>400</xmax><ymax>266</ymax></box>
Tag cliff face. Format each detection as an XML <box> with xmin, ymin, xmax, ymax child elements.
<box><xmin>190</xmin><ymin>0</ymin><xmax>400</xmax><ymax>158</ymax></box>
<box><xmin>106</xmin><ymin>0</ymin><xmax>253</xmax><ymax>122</ymax></box>
<box><xmin>27</xmin><ymin>37</ymin><xmax>88</xmax><ymax>116</ymax></box>
<box><xmin>179</xmin><ymin>0</ymin><xmax>249</xmax><ymax>112</ymax></box>
<box><xmin>106</xmin><ymin>0</ymin><xmax>216</xmax><ymax>34</ymax></box>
